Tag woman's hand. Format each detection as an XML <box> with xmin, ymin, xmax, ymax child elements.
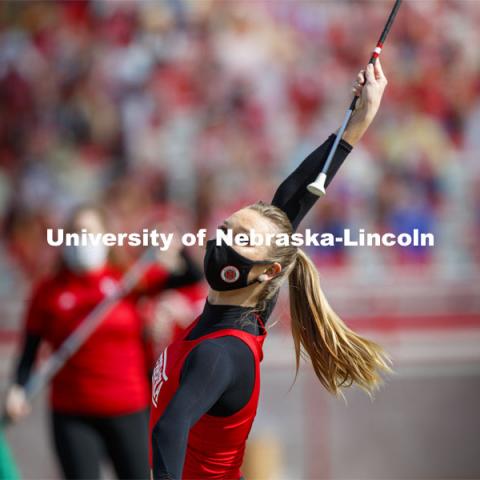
<box><xmin>4</xmin><ymin>385</ymin><xmax>31</xmax><ymax>422</ymax></box>
<box><xmin>342</xmin><ymin>59</ymin><xmax>388</xmax><ymax>146</ymax></box>
<box><xmin>155</xmin><ymin>233</ymin><xmax>186</xmax><ymax>274</ymax></box>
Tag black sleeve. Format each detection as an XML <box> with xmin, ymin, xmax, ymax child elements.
<box><xmin>14</xmin><ymin>333</ymin><xmax>42</xmax><ymax>387</ymax></box>
<box><xmin>163</xmin><ymin>250</ymin><xmax>203</xmax><ymax>290</ymax></box>
<box><xmin>137</xmin><ymin>250</ymin><xmax>203</xmax><ymax>298</ymax></box>
<box><xmin>271</xmin><ymin>134</ymin><xmax>353</xmax><ymax>231</ymax></box>
<box><xmin>151</xmin><ymin>340</ymin><xmax>235</xmax><ymax>480</ymax></box>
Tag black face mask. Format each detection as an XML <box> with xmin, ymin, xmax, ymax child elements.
<box><xmin>203</xmin><ymin>239</ymin><xmax>272</xmax><ymax>291</ymax></box>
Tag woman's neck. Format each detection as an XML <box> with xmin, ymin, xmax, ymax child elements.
<box><xmin>207</xmin><ymin>284</ymin><xmax>263</xmax><ymax>307</ymax></box>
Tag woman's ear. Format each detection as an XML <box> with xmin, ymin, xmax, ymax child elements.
<box><xmin>260</xmin><ymin>262</ymin><xmax>282</xmax><ymax>281</ymax></box>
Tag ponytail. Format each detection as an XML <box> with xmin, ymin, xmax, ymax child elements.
<box><xmin>247</xmin><ymin>201</ymin><xmax>390</xmax><ymax>396</ymax></box>
<box><xmin>289</xmin><ymin>249</ymin><xmax>391</xmax><ymax>395</ymax></box>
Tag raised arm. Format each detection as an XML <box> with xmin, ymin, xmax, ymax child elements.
<box><xmin>271</xmin><ymin>135</ymin><xmax>352</xmax><ymax>231</ymax></box>
<box><xmin>272</xmin><ymin>60</ymin><xmax>388</xmax><ymax>231</ymax></box>
<box><xmin>135</xmin><ymin>249</ymin><xmax>203</xmax><ymax>298</ymax></box>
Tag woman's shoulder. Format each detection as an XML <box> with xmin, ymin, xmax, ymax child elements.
<box><xmin>186</xmin><ymin>336</ymin><xmax>254</xmax><ymax>377</ymax></box>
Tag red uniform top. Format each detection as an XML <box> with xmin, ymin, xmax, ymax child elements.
<box><xmin>149</xmin><ymin>317</ymin><xmax>266</xmax><ymax>480</ymax></box>
<box><xmin>25</xmin><ymin>265</ymin><xmax>172</xmax><ymax>416</ymax></box>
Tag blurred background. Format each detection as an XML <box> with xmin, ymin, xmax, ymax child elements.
<box><xmin>0</xmin><ymin>0</ymin><xmax>479</xmax><ymax>479</ymax></box>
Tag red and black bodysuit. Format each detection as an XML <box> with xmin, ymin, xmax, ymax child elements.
<box><xmin>149</xmin><ymin>135</ymin><xmax>352</xmax><ymax>480</ymax></box>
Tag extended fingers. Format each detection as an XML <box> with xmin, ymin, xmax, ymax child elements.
<box><xmin>352</xmin><ymin>60</ymin><xmax>387</xmax><ymax>96</ymax></box>
<box><xmin>365</xmin><ymin>63</ymin><xmax>375</xmax><ymax>83</ymax></box>
<box><xmin>374</xmin><ymin>58</ymin><xmax>388</xmax><ymax>85</ymax></box>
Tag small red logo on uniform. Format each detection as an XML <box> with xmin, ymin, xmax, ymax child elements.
<box><xmin>221</xmin><ymin>266</ymin><xmax>240</xmax><ymax>283</ymax></box>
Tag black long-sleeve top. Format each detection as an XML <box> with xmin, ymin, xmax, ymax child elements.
<box><xmin>151</xmin><ymin>134</ymin><xmax>353</xmax><ymax>479</ymax></box>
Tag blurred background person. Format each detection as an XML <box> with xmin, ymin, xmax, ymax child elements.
<box><xmin>4</xmin><ymin>205</ymin><xmax>203</xmax><ymax>479</ymax></box>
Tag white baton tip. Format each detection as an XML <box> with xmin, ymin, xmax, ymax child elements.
<box><xmin>307</xmin><ymin>172</ymin><xmax>327</xmax><ymax>197</ymax></box>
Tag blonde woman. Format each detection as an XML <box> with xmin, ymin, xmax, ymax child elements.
<box><xmin>150</xmin><ymin>61</ymin><xmax>390</xmax><ymax>480</ymax></box>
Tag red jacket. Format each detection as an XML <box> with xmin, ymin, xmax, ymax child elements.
<box><xmin>25</xmin><ymin>265</ymin><xmax>177</xmax><ymax>415</ymax></box>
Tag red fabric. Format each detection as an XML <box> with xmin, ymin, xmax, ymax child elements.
<box><xmin>25</xmin><ymin>264</ymin><xmax>169</xmax><ymax>416</ymax></box>
<box><xmin>149</xmin><ymin>317</ymin><xmax>266</xmax><ymax>480</ymax></box>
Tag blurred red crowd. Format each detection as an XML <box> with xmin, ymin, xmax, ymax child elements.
<box><xmin>1</xmin><ymin>0</ymin><xmax>480</xmax><ymax>283</ymax></box>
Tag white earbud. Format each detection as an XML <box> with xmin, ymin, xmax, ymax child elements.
<box><xmin>258</xmin><ymin>274</ymin><xmax>268</xmax><ymax>283</ymax></box>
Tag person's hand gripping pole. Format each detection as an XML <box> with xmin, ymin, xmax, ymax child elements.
<box><xmin>307</xmin><ymin>0</ymin><xmax>401</xmax><ymax>197</ymax></box>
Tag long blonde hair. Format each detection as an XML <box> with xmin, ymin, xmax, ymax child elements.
<box><xmin>248</xmin><ymin>201</ymin><xmax>391</xmax><ymax>395</ymax></box>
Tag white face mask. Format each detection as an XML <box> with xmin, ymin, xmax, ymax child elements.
<box><xmin>63</xmin><ymin>244</ymin><xmax>108</xmax><ymax>273</ymax></box>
